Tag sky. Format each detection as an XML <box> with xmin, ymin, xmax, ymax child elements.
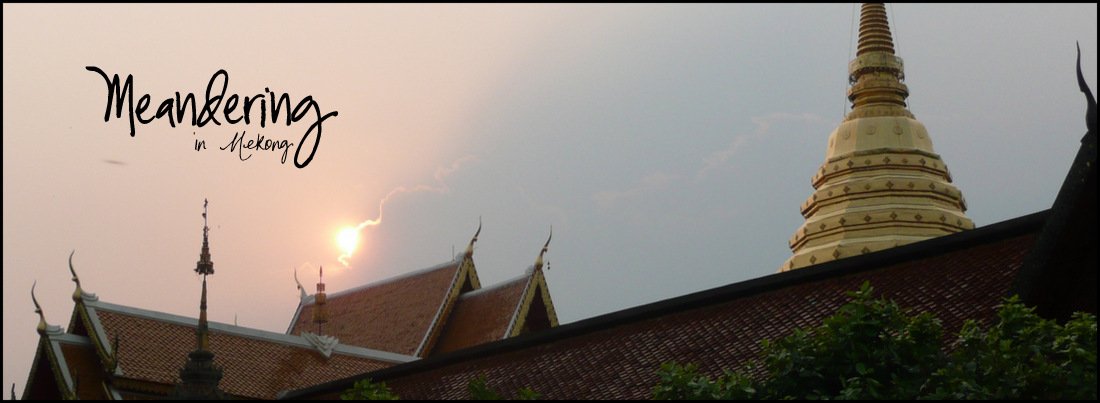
<box><xmin>4</xmin><ymin>3</ymin><xmax>1096</xmax><ymax>395</ymax></box>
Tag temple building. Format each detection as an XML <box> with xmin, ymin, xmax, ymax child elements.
<box><xmin>783</xmin><ymin>3</ymin><xmax>973</xmax><ymax>271</ymax></box>
<box><xmin>19</xmin><ymin>3</ymin><xmax>1095</xmax><ymax>400</ymax></box>
<box><xmin>20</xmin><ymin>218</ymin><xmax>559</xmax><ymax>399</ymax></box>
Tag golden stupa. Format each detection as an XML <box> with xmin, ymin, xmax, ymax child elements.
<box><xmin>782</xmin><ymin>3</ymin><xmax>974</xmax><ymax>272</ymax></box>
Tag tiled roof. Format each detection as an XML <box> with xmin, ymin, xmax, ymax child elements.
<box><xmin>288</xmin><ymin>260</ymin><xmax>464</xmax><ymax>356</ymax></box>
<box><xmin>393</xmin><ymin>234</ymin><xmax>1037</xmax><ymax>399</ymax></box>
<box><xmin>431</xmin><ymin>275</ymin><xmax>530</xmax><ymax>355</ymax></box>
<box><xmin>83</xmin><ymin>300</ymin><xmax>408</xmax><ymax>399</ymax></box>
<box><xmin>285</xmin><ymin>212</ymin><xmax>1047</xmax><ymax>400</ymax></box>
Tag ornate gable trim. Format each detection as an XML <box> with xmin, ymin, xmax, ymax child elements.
<box><xmin>506</xmin><ymin>268</ymin><xmax>559</xmax><ymax>338</ymax></box>
<box><xmin>414</xmin><ymin>255</ymin><xmax>480</xmax><ymax>357</ymax></box>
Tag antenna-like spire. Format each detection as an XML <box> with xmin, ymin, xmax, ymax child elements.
<box><xmin>196</xmin><ymin>199</ymin><xmax>214</xmax><ymax>276</ymax></box>
<box><xmin>312</xmin><ymin>266</ymin><xmax>329</xmax><ymax>334</ymax></box>
<box><xmin>172</xmin><ymin>199</ymin><xmax>224</xmax><ymax>399</ymax></box>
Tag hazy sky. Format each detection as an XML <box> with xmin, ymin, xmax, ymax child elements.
<box><xmin>4</xmin><ymin>3</ymin><xmax>1096</xmax><ymax>394</ymax></box>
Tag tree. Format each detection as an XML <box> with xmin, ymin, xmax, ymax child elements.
<box><xmin>341</xmin><ymin>375</ymin><xmax>542</xmax><ymax>400</ymax></box>
<box><xmin>467</xmin><ymin>375</ymin><xmax>542</xmax><ymax>400</ymax></box>
<box><xmin>924</xmin><ymin>297</ymin><xmax>1097</xmax><ymax>399</ymax></box>
<box><xmin>340</xmin><ymin>378</ymin><xmax>399</xmax><ymax>400</ymax></box>
<box><xmin>653</xmin><ymin>282</ymin><xmax>1097</xmax><ymax>400</ymax></box>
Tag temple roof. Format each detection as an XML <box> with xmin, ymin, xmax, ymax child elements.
<box><xmin>34</xmin><ymin>295</ymin><xmax>414</xmax><ymax>399</ymax></box>
<box><xmin>286</xmin><ymin>210</ymin><xmax>1050</xmax><ymax>399</ymax></box>
<box><xmin>287</xmin><ymin>258</ymin><xmax>472</xmax><ymax>357</ymax></box>
<box><xmin>430</xmin><ymin>274</ymin><xmax>530</xmax><ymax>355</ymax></box>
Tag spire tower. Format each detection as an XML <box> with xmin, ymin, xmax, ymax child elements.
<box><xmin>172</xmin><ymin>199</ymin><xmax>224</xmax><ymax>399</ymax></box>
<box><xmin>782</xmin><ymin>3</ymin><xmax>974</xmax><ymax>271</ymax></box>
<box><xmin>312</xmin><ymin>266</ymin><xmax>329</xmax><ymax>334</ymax></box>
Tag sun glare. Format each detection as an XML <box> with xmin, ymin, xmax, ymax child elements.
<box><xmin>338</xmin><ymin>227</ymin><xmax>359</xmax><ymax>256</ymax></box>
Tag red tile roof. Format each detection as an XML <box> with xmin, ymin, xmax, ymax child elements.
<box><xmin>287</xmin><ymin>219</ymin><xmax>1043</xmax><ymax>400</ymax></box>
<box><xmin>83</xmin><ymin>301</ymin><xmax>405</xmax><ymax>399</ymax></box>
<box><xmin>431</xmin><ymin>275</ymin><xmax>530</xmax><ymax>355</ymax></box>
<box><xmin>288</xmin><ymin>260</ymin><xmax>464</xmax><ymax>356</ymax></box>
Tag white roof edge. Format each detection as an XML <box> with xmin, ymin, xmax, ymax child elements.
<box><xmin>503</xmin><ymin>275</ymin><xmax>535</xmax><ymax>338</ymax></box>
<box><xmin>86</xmin><ymin>299</ymin><xmax>415</xmax><ymax>364</ymax></box>
<box><xmin>285</xmin><ymin>295</ymin><xmax>316</xmax><ymax>335</ymax></box>
<box><xmin>414</xmin><ymin>261</ymin><xmax>465</xmax><ymax>357</ymax></box>
<box><xmin>48</xmin><ymin>332</ymin><xmax>93</xmax><ymax>346</ymax></box>
<box><xmin>48</xmin><ymin>337</ymin><xmax>75</xmax><ymax>392</ymax></box>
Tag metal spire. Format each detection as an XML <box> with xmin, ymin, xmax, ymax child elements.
<box><xmin>195</xmin><ymin>199</ymin><xmax>214</xmax><ymax>276</ymax></box>
<box><xmin>312</xmin><ymin>266</ymin><xmax>329</xmax><ymax>334</ymax></box>
<box><xmin>172</xmin><ymin>199</ymin><xmax>224</xmax><ymax>399</ymax></box>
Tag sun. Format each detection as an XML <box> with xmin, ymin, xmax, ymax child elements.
<box><xmin>337</xmin><ymin>227</ymin><xmax>359</xmax><ymax>256</ymax></box>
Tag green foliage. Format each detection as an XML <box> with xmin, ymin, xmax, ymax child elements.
<box><xmin>467</xmin><ymin>375</ymin><xmax>542</xmax><ymax>400</ymax></box>
<box><xmin>651</xmin><ymin>362</ymin><xmax>756</xmax><ymax>400</ymax></box>
<box><xmin>340</xmin><ymin>378</ymin><xmax>399</xmax><ymax>400</ymax></box>
<box><xmin>652</xmin><ymin>283</ymin><xmax>1098</xmax><ymax>400</ymax></box>
<box><xmin>924</xmin><ymin>297</ymin><xmax>1097</xmax><ymax>399</ymax></box>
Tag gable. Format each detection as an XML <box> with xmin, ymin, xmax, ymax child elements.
<box><xmin>430</xmin><ymin>275</ymin><xmax>529</xmax><ymax>356</ymax></box>
<box><xmin>23</xmin><ymin>340</ymin><xmax>64</xmax><ymax>400</ymax></box>
<box><xmin>288</xmin><ymin>257</ymin><xmax>484</xmax><ymax>357</ymax></box>
<box><xmin>508</xmin><ymin>269</ymin><xmax>558</xmax><ymax>337</ymax></box>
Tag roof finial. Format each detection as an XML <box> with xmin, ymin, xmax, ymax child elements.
<box><xmin>196</xmin><ymin>199</ymin><xmax>214</xmax><ymax>276</ymax></box>
<box><xmin>69</xmin><ymin>250</ymin><xmax>83</xmax><ymax>302</ymax></box>
<box><xmin>1078</xmin><ymin>41</ymin><xmax>1096</xmax><ymax>134</ymax></box>
<box><xmin>464</xmin><ymin>216</ymin><xmax>482</xmax><ymax>259</ymax></box>
<box><xmin>534</xmin><ymin>226</ymin><xmax>552</xmax><ymax>272</ymax></box>
<box><xmin>845</xmin><ymin>3</ymin><xmax>912</xmax><ymax>120</ymax></box>
<box><xmin>32</xmin><ymin>281</ymin><xmax>48</xmax><ymax>336</ymax></box>
<box><xmin>294</xmin><ymin>267</ymin><xmax>308</xmax><ymax>301</ymax></box>
<box><xmin>313</xmin><ymin>266</ymin><xmax>329</xmax><ymax>334</ymax></box>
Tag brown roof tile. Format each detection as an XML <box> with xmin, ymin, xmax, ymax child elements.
<box><xmin>431</xmin><ymin>275</ymin><xmax>530</xmax><ymax>355</ymax></box>
<box><xmin>91</xmin><ymin>306</ymin><xmax>399</xmax><ymax>399</ymax></box>
<box><xmin>288</xmin><ymin>261</ymin><xmax>463</xmax><ymax>356</ymax></box>
<box><xmin>341</xmin><ymin>233</ymin><xmax>1038</xmax><ymax>400</ymax></box>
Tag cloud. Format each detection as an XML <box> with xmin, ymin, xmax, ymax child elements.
<box><xmin>693</xmin><ymin>112</ymin><xmax>821</xmax><ymax>182</ymax></box>
<box><xmin>592</xmin><ymin>172</ymin><xmax>681</xmax><ymax>208</ymax></box>
<box><xmin>338</xmin><ymin>155</ymin><xmax>482</xmax><ymax>266</ymax></box>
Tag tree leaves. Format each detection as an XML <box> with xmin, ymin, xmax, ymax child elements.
<box><xmin>653</xmin><ymin>287</ymin><xmax>1097</xmax><ymax>400</ymax></box>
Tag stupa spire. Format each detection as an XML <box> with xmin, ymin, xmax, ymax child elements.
<box><xmin>846</xmin><ymin>3</ymin><xmax>911</xmax><ymax>119</ymax></box>
<box><xmin>782</xmin><ymin>3</ymin><xmax>973</xmax><ymax>271</ymax></box>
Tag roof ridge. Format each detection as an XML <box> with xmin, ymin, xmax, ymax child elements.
<box><xmin>459</xmin><ymin>273</ymin><xmax>530</xmax><ymax>298</ymax></box>
<box><xmin>323</xmin><ymin>259</ymin><xmax>462</xmax><ymax>301</ymax></box>
<box><xmin>286</xmin><ymin>259</ymin><xmax>464</xmax><ymax>334</ymax></box>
